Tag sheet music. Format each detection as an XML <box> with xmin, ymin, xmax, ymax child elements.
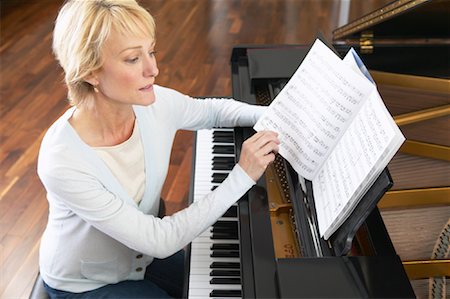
<box><xmin>254</xmin><ymin>39</ymin><xmax>374</xmax><ymax>180</ymax></box>
<box><xmin>311</xmin><ymin>49</ymin><xmax>404</xmax><ymax>239</ymax></box>
<box><xmin>313</xmin><ymin>89</ymin><xmax>405</xmax><ymax>239</ymax></box>
<box><xmin>254</xmin><ymin>39</ymin><xmax>404</xmax><ymax>240</ymax></box>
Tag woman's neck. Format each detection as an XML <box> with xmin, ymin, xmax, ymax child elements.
<box><xmin>69</xmin><ymin>99</ymin><xmax>136</xmax><ymax>147</ymax></box>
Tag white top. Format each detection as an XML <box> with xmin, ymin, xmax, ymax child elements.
<box><xmin>94</xmin><ymin>121</ymin><xmax>145</xmax><ymax>204</ymax></box>
<box><xmin>37</xmin><ymin>85</ymin><xmax>266</xmax><ymax>292</ymax></box>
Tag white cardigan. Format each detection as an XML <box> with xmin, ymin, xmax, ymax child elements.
<box><xmin>37</xmin><ymin>85</ymin><xmax>265</xmax><ymax>292</ymax></box>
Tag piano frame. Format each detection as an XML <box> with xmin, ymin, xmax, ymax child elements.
<box><xmin>229</xmin><ymin>44</ymin><xmax>415</xmax><ymax>298</ymax></box>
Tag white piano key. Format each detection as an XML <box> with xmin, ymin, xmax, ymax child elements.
<box><xmin>189</xmin><ymin>282</ymin><xmax>241</xmax><ymax>290</ymax></box>
<box><xmin>190</xmin><ymin>255</ymin><xmax>240</xmax><ymax>263</ymax></box>
<box><xmin>188</xmin><ymin>288</ymin><xmax>212</xmax><ymax>297</ymax></box>
<box><xmin>189</xmin><ymin>288</ymin><xmax>241</xmax><ymax>299</ymax></box>
<box><xmin>192</xmin><ymin>237</ymin><xmax>239</xmax><ymax>244</ymax></box>
<box><xmin>189</xmin><ymin>129</ymin><xmax>242</xmax><ymax>299</ymax></box>
<box><xmin>188</xmin><ymin>274</ymin><xmax>213</xmax><ymax>282</ymax></box>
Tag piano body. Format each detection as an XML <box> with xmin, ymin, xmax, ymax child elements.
<box><xmin>332</xmin><ymin>0</ymin><xmax>450</xmax><ymax>297</ymax></box>
<box><xmin>184</xmin><ymin>0</ymin><xmax>448</xmax><ymax>298</ymax></box>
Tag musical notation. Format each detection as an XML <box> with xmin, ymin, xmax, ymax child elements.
<box><xmin>254</xmin><ymin>39</ymin><xmax>404</xmax><ymax>239</ymax></box>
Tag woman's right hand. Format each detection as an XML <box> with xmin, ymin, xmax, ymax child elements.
<box><xmin>238</xmin><ymin>130</ymin><xmax>280</xmax><ymax>182</ymax></box>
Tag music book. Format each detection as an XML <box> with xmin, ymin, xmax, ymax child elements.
<box><xmin>254</xmin><ymin>39</ymin><xmax>405</xmax><ymax>240</ymax></box>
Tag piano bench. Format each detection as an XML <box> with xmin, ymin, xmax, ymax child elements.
<box><xmin>29</xmin><ymin>273</ymin><xmax>49</xmax><ymax>299</ymax></box>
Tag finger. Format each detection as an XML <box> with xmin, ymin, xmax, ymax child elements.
<box><xmin>256</xmin><ymin>141</ymin><xmax>279</xmax><ymax>157</ymax></box>
<box><xmin>252</xmin><ymin>132</ymin><xmax>280</xmax><ymax>150</ymax></box>
<box><xmin>262</xmin><ymin>152</ymin><xmax>276</xmax><ymax>166</ymax></box>
<box><xmin>247</xmin><ymin>130</ymin><xmax>279</xmax><ymax>145</ymax></box>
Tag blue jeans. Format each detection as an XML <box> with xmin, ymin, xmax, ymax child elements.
<box><xmin>44</xmin><ymin>250</ymin><xmax>185</xmax><ymax>299</ymax></box>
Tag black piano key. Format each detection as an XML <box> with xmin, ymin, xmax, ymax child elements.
<box><xmin>222</xmin><ymin>206</ymin><xmax>237</xmax><ymax>217</ymax></box>
<box><xmin>212</xmin><ymin>172</ymin><xmax>228</xmax><ymax>179</ymax></box>
<box><xmin>212</xmin><ymin>135</ymin><xmax>234</xmax><ymax>143</ymax></box>
<box><xmin>213</xmin><ymin>145</ymin><xmax>235</xmax><ymax>154</ymax></box>
<box><xmin>213</xmin><ymin>156</ymin><xmax>235</xmax><ymax>163</ymax></box>
<box><xmin>210</xmin><ymin>262</ymin><xmax>240</xmax><ymax>269</ymax></box>
<box><xmin>210</xmin><ymin>290</ymin><xmax>241</xmax><ymax>297</ymax></box>
<box><xmin>210</xmin><ymin>251</ymin><xmax>239</xmax><ymax>258</ymax></box>
<box><xmin>211</xmin><ymin>185</ymin><xmax>218</xmax><ymax>191</ymax></box>
<box><xmin>213</xmin><ymin>131</ymin><xmax>234</xmax><ymax>137</ymax></box>
<box><xmin>210</xmin><ymin>244</ymin><xmax>239</xmax><ymax>251</ymax></box>
<box><xmin>212</xmin><ymin>161</ymin><xmax>235</xmax><ymax>167</ymax></box>
<box><xmin>213</xmin><ymin>221</ymin><xmax>238</xmax><ymax>229</ymax></box>
<box><xmin>211</xmin><ymin>227</ymin><xmax>237</xmax><ymax>235</ymax></box>
<box><xmin>212</xmin><ymin>158</ymin><xmax>235</xmax><ymax>170</ymax></box>
<box><xmin>210</xmin><ymin>227</ymin><xmax>238</xmax><ymax>237</ymax></box>
<box><xmin>210</xmin><ymin>277</ymin><xmax>241</xmax><ymax>285</ymax></box>
<box><xmin>212</xmin><ymin>173</ymin><xmax>228</xmax><ymax>183</ymax></box>
<box><xmin>211</xmin><ymin>232</ymin><xmax>239</xmax><ymax>240</ymax></box>
<box><xmin>211</xmin><ymin>177</ymin><xmax>225</xmax><ymax>184</ymax></box>
<box><xmin>210</xmin><ymin>269</ymin><xmax>240</xmax><ymax>277</ymax></box>
<box><xmin>212</xmin><ymin>164</ymin><xmax>234</xmax><ymax>171</ymax></box>
<box><xmin>213</xmin><ymin>164</ymin><xmax>234</xmax><ymax>170</ymax></box>
<box><xmin>213</xmin><ymin>161</ymin><xmax>234</xmax><ymax>166</ymax></box>
<box><xmin>212</xmin><ymin>159</ymin><xmax>235</xmax><ymax>165</ymax></box>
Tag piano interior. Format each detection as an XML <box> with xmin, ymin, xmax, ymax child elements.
<box><xmin>186</xmin><ymin>1</ymin><xmax>449</xmax><ymax>298</ymax></box>
<box><xmin>332</xmin><ymin>1</ymin><xmax>450</xmax><ymax>297</ymax></box>
<box><xmin>255</xmin><ymin>80</ymin><xmax>390</xmax><ymax>260</ymax></box>
<box><xmin>228</xmin><ymin>66</ymin><xmax>416</xmax><ymax>297</ymax></box>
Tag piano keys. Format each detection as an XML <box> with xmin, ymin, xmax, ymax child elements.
<box><xmin>184</xmin><ymin>45</ymin><xmax>414</xmax><ymax>297</ymax></box>
<box><xmin>187</xmin><ymin>128</ymin><xmax>243</xmax><ymax>298</ymax></box>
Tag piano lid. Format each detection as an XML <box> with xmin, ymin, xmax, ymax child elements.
<box><xmin>333</xmin><ymin>0</ymin><xmax>450</xmax><ymax>41</ymax></box>
<box><xmin>244</xmin><ymin>34</ymin><xmax>335</xmax><ymax>81</ymax></box>
<box><xmin>331</xmin><ymin>0</ymin><xmax>449</xmax><ymax>78</ymax></box>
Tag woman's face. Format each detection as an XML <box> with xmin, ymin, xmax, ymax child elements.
<box><xmin>93</xmin><ymin>29</ymin><xmax>159</xmax><ymax>107</ymax></box>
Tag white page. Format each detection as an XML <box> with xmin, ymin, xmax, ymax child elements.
<box><xmin>254</xmin><ymin>39</ymin><xmax>375</xmax><ymax>180</ymax></box>
<box><xmin>313</xmin><ymin>54</ymin><xmax>405</xmax><ymax>239</ymax></box>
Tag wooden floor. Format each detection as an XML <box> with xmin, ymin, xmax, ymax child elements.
<box><xmin>0</xmin><ymin>1</ymin><xmax>392</xmax><ymax>298</ymax></box>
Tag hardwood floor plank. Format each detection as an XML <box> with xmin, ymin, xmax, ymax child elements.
<box><xmin>1</xmin><ymin>211</ymin><xmax>47</xmax><ymax>295</ymax></box>
<box><xmin>0</xmin><ymin>172</ymin><xmax>46</xmax><ymax>240</ymax></box>
<box><xmin>0</xmin><ymin>175</ymin><xmax>19</xmax><ymax>201</ymax></box>
<box><xmin>165</xmin><ymin>143</ymin><xmax>193</xmax><ymax>211</ymax></box>
<box><xmin>0</xmin><ymin>230</ymin><xmax>41</xmax><ymax>299</ymax></box>
<box><xmin>0</xmin><ymin>1</ymin><xmax>395</xmax><ymax>297</ymax></box>
<box><xmin>3</xmin><ymin>131</ymin><xmax>44</xmax><ymax>179</ymax></box>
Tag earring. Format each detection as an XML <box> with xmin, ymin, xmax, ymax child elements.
<box><xmin>93</xmin><ymin>85</ymin><xmax>99</xmax><ymax>93</ymax></box>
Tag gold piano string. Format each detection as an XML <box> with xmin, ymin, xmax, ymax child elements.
<box><xmin>265</xmin><ymin>158</ymin><xmax>301</xmax><ymax>259</ymax></box>
<box><xmin>394</xmin><ymin>104</ymin><xmax>450</xmax><ymax>127</ymax></box>
<box><xmin>378</xmin><ymin>187</ymin><xmax>450</xmax><ymax>209</ymax></box>
<box><xmin>371</xmin><ymin>71</ymin><xmax>450</xmax><ymax>94</ymax></box>
<box><xmin>402</xmin><ymin>259</ymin><xmax>450</xmax><ymax>280</ymax></box>
<box><xmin>393</xmin><ymin>104</ymin><xmax>450</xmax><ymax>161</ymax></box>
<box><xmin>399</xmin><ymin>140</ymin><xmax>450</xmax><ymax>162</ymax></box>
<box><xmin>255</xmin><ymin>86</ymin><xmax>302</xmax><ymax>259</ymax></box>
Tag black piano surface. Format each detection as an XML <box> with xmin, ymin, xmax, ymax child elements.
<box><xmin>183</xmin><ymin>44</ymin><xmax>416</xmax><ymax>298</ymax></box>
<box><xmin>229</xmin><ymin>45</ymin><xmax>415</xmax><ymax>298</ymax></box>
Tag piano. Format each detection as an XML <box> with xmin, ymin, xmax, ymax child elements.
<box><xmin>183</xmin><ymin>0</ymin><xmax>449</xmax><ymax>297</ymax></box>
<box><xmin>183</xmin><ymin>49</ymin><xmax>414</xmax><ymax>298</ymax></box>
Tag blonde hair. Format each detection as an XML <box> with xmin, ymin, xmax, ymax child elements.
<box><xmin>53</xmin><ymin>0</ymin><xmax>155</xmax><ymax>106</ymax></box>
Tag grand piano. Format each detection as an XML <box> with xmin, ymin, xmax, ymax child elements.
<box><xmin>183</xmin><ymin>0</ymin><xmax>448</xmax><ymax>298</ymax></box>
<box><xmin>183</xmin><ymin>49</ymin><xmax>414</xmax><ymax>298</ymax></box>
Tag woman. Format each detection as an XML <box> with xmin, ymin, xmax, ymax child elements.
<box><xmin>37</xmin><ymin>0</ymin><xmax>279</xmax><ymax>298</ymax></box>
